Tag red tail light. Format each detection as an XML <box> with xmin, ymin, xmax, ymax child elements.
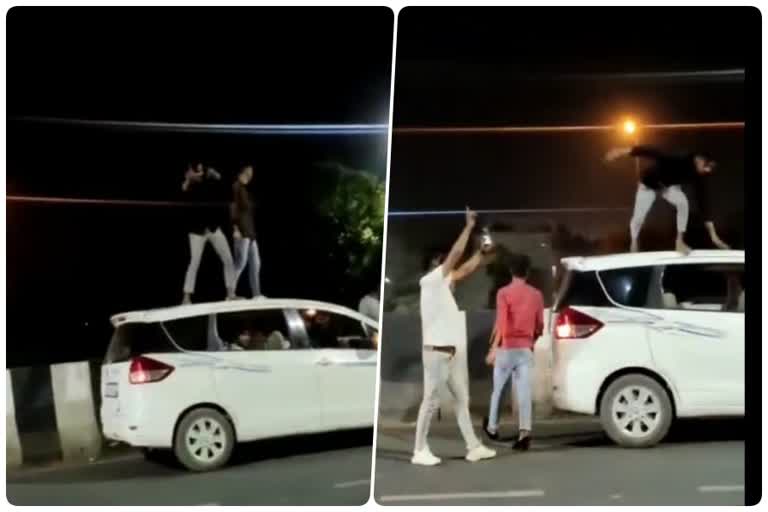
<box><xmin>129</xmin><ymin>356</ymin><xmax>174</xmax><ymax>384</ymax></box>
<box><xmin>555</xmin><ymin>307</ymin><xmax>604</xmax><ymax>339</ymax></box>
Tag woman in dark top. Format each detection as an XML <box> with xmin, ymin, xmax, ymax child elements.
<box><xmin>605</xmin><ymin>145</ymin><xmax>730</xmax><ymax>253</ymax></box>
<box><xmin>181</xmin><ymin>163</ymin><xmax>237</xmax><ymax>304</ymax></box>
<box><xmin>231</xmin><ymin>165</ymin><xmax>262</xmax><ymax>297</ymax></box>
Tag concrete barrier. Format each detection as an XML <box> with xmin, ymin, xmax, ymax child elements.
<box><xmin>6</xmin><ymin>371</ymin><xmax>23</xmax><ymax>468</ymax></box>
<box><xmin>378</xmin><ymin>311</ymin><xmax>554</xmax><ymax>424</ymax></box>
<box><xmin>6</xmin><ymin>361</ymin><xmax>104</xmax><ymax>467</ymax></box>
<box><xmin>51</xmin><ymin>362</ymin><xmax>102</xmax><ymax>462</ymax></box>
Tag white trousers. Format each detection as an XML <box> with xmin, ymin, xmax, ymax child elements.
<box><xmin>629</xmin><ymin>184</ymin><xmax>689</xmax><ymax>240</ymax></box>
<box><xmin>414</xmin><ymin>350</ymin><xmax>481</xmax><ymax>453</ymax></box>
<box><xmin>183</xmin><ymin>228</ymin><xmax>236</xmax><ymax>295</ymax></box>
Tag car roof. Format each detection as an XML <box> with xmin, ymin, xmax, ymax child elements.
<box><xmin>561</xmin><ymin>250</ymin><xmax>744</xmax><ymax>272</ymax></box>
<box><xmin>111</xmin><ymin>298</ymin><xmax>378</xmax><ymax>328</ymax></box>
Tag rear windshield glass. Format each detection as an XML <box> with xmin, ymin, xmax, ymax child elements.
<box><xmin>598</xmin><ymin>267</ymin><xmax>654</xmax><ymax>307</ymax></box>
<box><xmin>557</xmin><ymin>270</ymin><xmax>611</xmax><ymax>309</ymax></box>
<box><xmin>105</xmin><ymin>323</ymin><xmax>177</xmax><ymax>363</ymax></box>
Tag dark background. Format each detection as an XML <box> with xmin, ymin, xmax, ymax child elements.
<box><xmin>7</xmin><ymin>7</ymin><xmax>394</xmax><ymax>367</ymax></box>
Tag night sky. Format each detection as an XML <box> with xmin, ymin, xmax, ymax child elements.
<box><xmin>7</xmin><ymin>8</ymin><xmax>394</xmax><ymax>367</ymax></box>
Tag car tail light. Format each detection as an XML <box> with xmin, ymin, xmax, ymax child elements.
<box><xmin>129</xmin><ymin>356</ymin><xmax>174</xmax><ymax>384</ymax></box>
<box><xmin>554</xmin><ymin>307</ymin><xmax>604</xmax><ymax>339</ymax></box>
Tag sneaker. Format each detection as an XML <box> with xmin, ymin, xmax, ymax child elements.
<box><xmin>466</xmin><ymin>444</ymin><xmax>496</xmax><ymax>462</ymax></box>
<box><xmin>411</xmin><ymin>449</ymin><xmax>442</xmax><ymax>466</ymax></box>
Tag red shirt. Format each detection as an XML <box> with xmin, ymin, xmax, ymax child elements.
<box><xmin>495</xmin><ymin>278</ymin><xmax>545</xmax><ymax>349</ymax></box>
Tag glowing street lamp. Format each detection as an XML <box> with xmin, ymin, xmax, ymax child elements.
<box><xmin>620</xmin><ymin>117</ymin><xmax>640</xmax><ymax>176</ymax></box>
<box><xmin>623</xmin><ymin>119</ymin><xmax>637</xmax><ymax>136</ymax></box>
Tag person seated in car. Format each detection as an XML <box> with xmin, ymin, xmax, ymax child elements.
<box><xmin>307</xmin><ymin>311</ymin><xmax>340</xmax><ymax>348</ymax></box>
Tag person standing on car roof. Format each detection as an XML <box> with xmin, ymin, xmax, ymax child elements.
<box><xmin>482</xmin><ymin>253</ymin><xmax>544</xmax><ymax>452</ymax></box>
<box><xmin>231</xmin><ymin>164</ymin><xmax>262</xmax><ymax>298</ymax></box>
<box><xmin>604</xmin><ymin>145</ymin><xmax>730</xmax><ymax>254</ymax></box>
<box><xmin>411</xmin><ymin>207</ymin><xmax>497</xmax><ymax>466</ymax></box>
<box><xmin>181</xmin><ymin>162</ymin><xmax>237</xmax><ymax>304</ymax></box>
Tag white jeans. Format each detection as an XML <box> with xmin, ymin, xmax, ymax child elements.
<box><xmin>183</xmin><ymin>228</ymin><xmax>236</xmax><ymax>295</ymax></box>
<box><xmin>414</xmin><ymin>349</ymin><xmax>481</xmax><ymax>453</ymax></box>
<box><xmin>630</xmin><ymin>184</ymin><xmax>689</xmax><ymax>240</ymax></box>
<box><xmin>233</xmin><ymin>237</ymin><xmax>262</xmax><ymax>297</ymax></box>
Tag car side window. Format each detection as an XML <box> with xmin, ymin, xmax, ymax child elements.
<box><xmin>299</xmin><ymin>309</ymin><xmax>375</xmax><ymax>350</ymax></box>
<box><xmin>163</xmin><ymin>315</ymin><xmax>211</xmax><ymax>351</ymax></box>
<box><xmin>661</xmin><ymin>264</ymin><xmax>744</xmax><ymax>313</ymax></box>
<box><xmin>598</xmin><ymin>266</ymin><xmax>655</xmax><ymax>307</ymax></box>
<box><xmin>216</xmin><ymin>309</ymin><xmax>294</xmax><ymax>351</ymax></box>
<box><xmin>105</xmin><ymin>323</ymin><xmax>177</xmax><ymax>363</ymax></box>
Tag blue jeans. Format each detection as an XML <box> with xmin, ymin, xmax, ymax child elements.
<box><xmin>234</xmin><ymin>237</ymin><xmax>262</xmax><ymax>297</ymax></box>
<box><xmin>487</xmin><ymin>348</ymin><xmax>533</xmax><ymax>432</ymax></box>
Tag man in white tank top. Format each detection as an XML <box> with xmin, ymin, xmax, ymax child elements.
<box><xmin>412</xmin><ymin>208</ymin><xmax>497</xmax><ymax>466</ymax></box>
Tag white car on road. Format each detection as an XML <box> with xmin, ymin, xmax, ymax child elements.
<box><xmin>101</xmin><ymin>298</ymin><xmax>378</xmax><ymax>471</ymax></box>
<box><xmin>550</xmin><ymin>250</ymin><xmax>744</xmax><ymax>447</ymax></box>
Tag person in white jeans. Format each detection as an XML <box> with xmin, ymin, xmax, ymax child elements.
<box><xmin>231</xmin><ymin>165</ymin><xmax>262</xmax><ymax>297</ymax></box>
<box><xmin>605</xmin><ymin>145</ymin><xmax>730</xmax><ymax>253</ymax></box>
<box><xmin>181</xmin><ymin>163</ymin><xmax>237</xmax><ymax>304</ymax></box>
<box><xmin>412</xmin><ymin>207</ymin><xmax>497</xmax><ymax>466</ymax></box>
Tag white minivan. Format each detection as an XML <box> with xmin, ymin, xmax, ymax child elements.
<box><xmin>550</xmin><ymin>250</ymin><xmax>744</xmax><ymax>447</ymax></box>
<box><xmin>101</xmin><ymin>298</ymin><xmax>378</xmax><ymax>471</ymax></box>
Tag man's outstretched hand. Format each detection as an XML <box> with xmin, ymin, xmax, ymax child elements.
<box><xmin>604</xmin><ymin>147</ymin><xmax>631</xmax><ymax>163</ymax></box>
<box><xmin>465</xmin><ymin>206</ymin><xmax>478</xmax><ymax>228</ymax></box>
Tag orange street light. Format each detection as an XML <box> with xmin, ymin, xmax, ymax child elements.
<box><xmin>623</xmin><ymin>119</ymin><xmax>637</xmax><ymax>136</ymax></box>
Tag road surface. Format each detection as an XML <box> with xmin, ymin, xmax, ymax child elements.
<box><xmin>374</xmin><ymin>418</ymin><xmax>745</xmax><ymax>505</ymax></box>
<box><xmin>8</xmin><ymin>429</ymin><xmax>373</xmax><ymax>506</ymax></box>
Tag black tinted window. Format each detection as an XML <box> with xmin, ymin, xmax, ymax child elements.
<box><xmin>299</xmin><ymin>309</ymin><xmax>374</xmax><ymax>350</ymax></box>
<box><xmin>163</xmin><ymin>316</ymin><xmax>210</xmax><ymax>351</ymax></box>
<box><xmin>217</xmin><ymin>309</ymin><xmax>292</xmax><ymax>351</ymax></box>
<box><xmin>557</xmin><ymin>271</ymin><xmax>611</xmax><ymax>309</ymax></box>
<box><xmin>599</xmin><ymin>267</ymin><xmax>654</xmax><ymax>307</ymax></box>
<box><xmin>105</xmin><ymin>323</ymin><xmax>176</xmax><ymax>363</ymax></box>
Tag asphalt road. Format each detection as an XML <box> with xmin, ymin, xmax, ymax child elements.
<box><xmin>374</xmin><ymin>418</ymin><xmax>745</xmax><ymax>506</ymax></box>
<box><xmin>7</xmin><ymin>429</ymin><xmax>373</xmax><ymax>506</ymax></box>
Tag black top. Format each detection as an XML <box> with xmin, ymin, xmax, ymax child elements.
<box><xmin>231</xmin><ymin>181</ymin><xmax>257</xmax><ymax>240</ymax></box>
<box><xmin>182</xmin><ymin>177</ymin><xmax>229</xmax><ymax>235</ymax></box>
<box><xmin>630</xmin><ymin>145</ymin><xmax>713</xmax><ymax>221</ymax></box>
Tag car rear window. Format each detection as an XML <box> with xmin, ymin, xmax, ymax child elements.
<box><xmin>105</xmin><ymin>323</ymin><xmax>177</xmax><ymax>363</ymax></box>
<box><xmin>598</xmin><ymin>267</ymin><xmax>655</xmax><ymax>307</ymax></box>
<box><xmin>556</xmin><ymin>270</ymin><xmax>611</xmax><ymax>310</ymax></box>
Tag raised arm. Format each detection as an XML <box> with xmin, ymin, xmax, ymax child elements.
<box><xmin>451</xmin><ymin>249</ymin><xmax>493</xmax><ymax>283</ymax></box>
<box><xmin>441</xmin><ymin>207</ymin><xmax>477</xmax><ymax>276</ymax></box>
<box><xmin>605</xmin><ymin>145</ymin><xmax>665</xmax><ymax>163</ymax></box>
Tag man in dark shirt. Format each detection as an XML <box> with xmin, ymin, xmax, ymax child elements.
<box><xmin>605</xmin><ymin>145</ymin><xmax>730</xmax><ymax>253</ymax></box>
<box><xmin>231</xmin><ymin>165</ymin><xmax>262</xmax><ymax>298</ymax></box>
<box><xmin>181</xmin><ymin>163</ymin><xmax>237</xmax><ymax>304</ymax></box>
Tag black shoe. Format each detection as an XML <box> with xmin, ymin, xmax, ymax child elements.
<box><xmin>482</xmin><ymin>417</ymin><xmax>499</xmax><ymax>441</ymax></box>
<box><xmin>512</xmin><ymin>436</ymin><xmax>531</xmax><ymax>451</ymax></box>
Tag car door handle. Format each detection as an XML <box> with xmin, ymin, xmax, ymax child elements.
<box><xmin>315</xmin><ymin>358</ymin><xmax>333</xmax><ymax>366</ymax></box>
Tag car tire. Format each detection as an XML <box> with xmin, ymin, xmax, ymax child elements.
<box><xmin>599</xmin><ymin>374</ymin><xmax>673</xmax><ymax>448</ymax></box>
<box><xmin>173</xmin><ymin>407</ymin><xmax>235</xmax><ymax>472</ymax></box>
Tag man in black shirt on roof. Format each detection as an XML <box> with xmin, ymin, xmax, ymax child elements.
<box><xmin>181</xmin><ymin>162</ymin><xmax>237</xmax><ymax>304</ymax></box>
<box><xmin>605</xmin><ymin>145</ymin><xmax>730</xmax><ymax>254</ymax></box>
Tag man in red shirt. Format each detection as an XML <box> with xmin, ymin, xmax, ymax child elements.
<box><xmin>482</xmin><ymin>254</ymin><xmax>544</xmax><ymax>450</ymax></box>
